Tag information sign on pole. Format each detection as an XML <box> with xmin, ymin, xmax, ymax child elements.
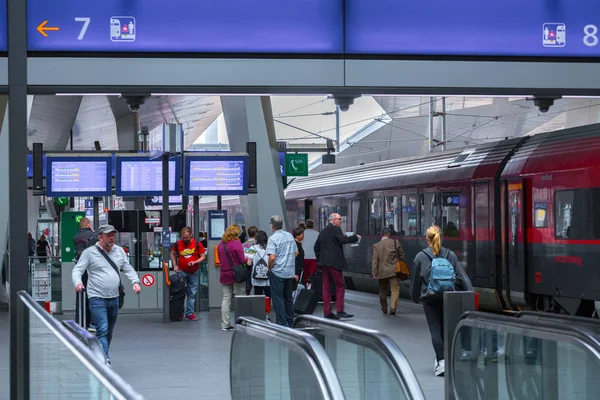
<box><xmin>285</xmin><ymin>153</ymin><xmax>309</xmax><ymax>177</ymax></box>
<box><xmin>31</xmin><ymin>262</ymin><xmax>51</xmax><ymax>302</ymax></box>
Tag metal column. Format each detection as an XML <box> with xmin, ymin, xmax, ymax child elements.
<box><xmin>335</xmin><ymin>106</ymin><xmax>340</xmax><ymax>152</ymax></box>
<box><xmin>441</xmin><ymin>97</ymin><xmax>447</xmax><ymax>151</ymax></box>
<box><xmin>8</xmin><ymin>0</ymin><xmax>30</xmax><ymax>397</ymax></box>
<box><xmin>428</xmin><ymin>97</ymin><xmax>434</xmax><ymax>152</ymax></box>
<box><xmin>161</xmin><ymin>154</ymin><xmax>171</xmax><ymax>323</ymax></box>
<box><xmin>193</xmin><ymin>196</ymin><xmax>200</xmax><ymax>239</ymax></box>
<box><xmin>93</xmin><ymin>197</ymin><xmax>100</xmax><ymax>230</ymax></box>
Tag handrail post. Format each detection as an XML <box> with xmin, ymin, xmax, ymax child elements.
<box><xmin>444</xmin><ymin>291</ymin><xmax>475</xmax><ymax>400</ymax></box>
<box><xmin>15</xmin><ymin>294</ymin><xmax>30</xmax><ymax>400</ymax></box>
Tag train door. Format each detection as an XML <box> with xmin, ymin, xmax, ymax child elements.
<box><xmin>473</xmin><ymin>182</ymin><xmax>493</xmax><ymax>287</ymax></box>
<box><xmin>506</xmin><ymin>180</ymin><xmax>527</xmax><ymax>306</ymax></box>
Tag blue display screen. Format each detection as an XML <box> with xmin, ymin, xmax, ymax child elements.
<box><xmin>27</xmin><ymin>154</ymin><xmax>47</xmax><ymax>178</ymax></box>
<box><xmin>46</xmin><ymin>156</ymin><xmax>112</xmax><ymax>197</ymax></box>
<box><xmin>115</xmin><ymin>155</ymin><xmax>181</xmax><ymax>197</ymax></box>
<box><xmin>345</xmin><ymin>0</ymin><xmax>600</xmax><ymax>57</ymax></box>
<box><xmin>27</xmin><ymin>0</ymin><xmax>343</xmax><ymax>53</ymax></box>
<box><xmin>184</xmin><ymin>155</ymin><xmax>249</xmax><ymax>196</ymax></box>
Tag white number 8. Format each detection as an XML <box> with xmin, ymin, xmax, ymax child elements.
<box><xmin>583</xmin><ymin>24</ymin><xmax>598</xmax><ymax>47</ymax></box>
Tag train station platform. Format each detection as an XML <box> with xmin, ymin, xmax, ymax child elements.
<box><xmin>0</xmin><ymin>290</ymin><xmax>443</xmax><ymax>399</ymax></box>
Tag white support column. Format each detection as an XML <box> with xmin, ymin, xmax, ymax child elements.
<box><xmin>221</xmin><ymin>96</ymin><xmax>287</xmax><ymax>231</ymax></box>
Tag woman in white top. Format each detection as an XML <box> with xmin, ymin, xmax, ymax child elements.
<box><xmin>246</xmin><ymin>230</ymin><xmax>271</xmax><ymax>297</ymax></box>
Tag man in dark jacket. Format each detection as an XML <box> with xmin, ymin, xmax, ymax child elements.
<box><xmin>314</xmin><ymin>213</ymin><xmax>360</xmax><ymax>320</ymax></box>
<box><xmin>73</xmin><ymin>217</ymin><xmax>98</xmax><ymax>331</ymax></box>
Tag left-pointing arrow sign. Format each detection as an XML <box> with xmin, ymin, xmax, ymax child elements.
<box><xmin>37</xmin><ymin>20</ymin><xmax>60</xmax><ymax>37</ymax></box>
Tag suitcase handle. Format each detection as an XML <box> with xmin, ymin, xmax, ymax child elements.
<box><xmin>163</xmin><ymin>262</ymin><xmax>171</xmax><ymax>286</ymax></box>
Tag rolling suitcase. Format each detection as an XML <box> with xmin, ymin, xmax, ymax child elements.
<box><xmin>75</xmin><ymin>290</ymin><xmax>90</xmax><ymax>329</ymax></box>
<box><xmin>294</xmin><ymin>272</ymin><xmax>318</xmax><ymax>315</ymax></box>
<box><xmin>169</xmin><ymin>274</ymin><xmax>187</xmax><ymax>321</ymax></box>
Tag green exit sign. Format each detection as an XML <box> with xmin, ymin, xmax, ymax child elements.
<box><xmin>285</xmin><ymin>153</ymin><xmax>309</xmax><ymax>177</ymax></box>
<box><xmin>55</xmin><ymin>197</ymin><xmax>68</xmax><ymax>206</ymax></box>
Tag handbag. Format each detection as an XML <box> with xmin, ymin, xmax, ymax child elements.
<box><xmin>223</xmin><ymin>242</ymin><xmax>248</xmax><ymax>283</ymax></box>
<box><xmin>97</xmin><ymin>247</ymin><xmax>126</xmax><ymax>309</ymax></box>
<box><xmin>394</xmin><ymin>240</ymin><xmax>410</xmax><ymax>281</ymax></box>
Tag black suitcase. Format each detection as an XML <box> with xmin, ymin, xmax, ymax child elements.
<box><xmin>294</xmin><ymin>288</ymin><xmax>319</xmax><ymax>315</ymax></box>
<box><xmin>169</xmin><ymin>274</ymin><xmax>187</xmax><ymax>321</ymax></box>
<box><xmin>75</xmin><ymin>290</ymin><xmax>90</xmax><ymax>329</ymax></box>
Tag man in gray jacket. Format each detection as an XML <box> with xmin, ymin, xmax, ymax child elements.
<box><xmin>72</xmin><ymin>225</ymin><xmax>140</xmax><ymax>363</ymax></box>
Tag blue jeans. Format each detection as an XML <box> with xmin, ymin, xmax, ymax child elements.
<box><xmin>269</xmin><ymin>274</ymin><xmax>294</xmax><ymax>327</ymax></box>
<box><xmin>178</xmin><ymin>269</ymin><xmax>199</xmax><ymax>317</ymax></box>
<box><xmin>88</xmin><ymin>297</ymin><xmax>120</xmax><ymax>359</ymax></box>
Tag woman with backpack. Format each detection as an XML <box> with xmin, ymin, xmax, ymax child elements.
<box><xmin>246</xmin><ymin>230</ymin><xmax>271</xmax><ymax>297</ymax></box>
<box><xmin>410</xmin><ymin>224</ymin><xmax>472</xmax><ymax>377</ymax></box>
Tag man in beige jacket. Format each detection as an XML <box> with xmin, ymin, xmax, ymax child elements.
<box><xmin>372</xmin><ymin>227</ymin><xmax>405</xmax><ymax>315</ymax></box>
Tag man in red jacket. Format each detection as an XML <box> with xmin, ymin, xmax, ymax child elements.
<box><xmin>170</xmin><ymin>227</ymin><xmax>206</xmax><ymax>321</ymax></box>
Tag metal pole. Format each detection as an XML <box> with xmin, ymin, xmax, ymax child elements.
<box><xmin>69</xmin><ymin>129</ymin><xmax>73</xmax><ymax>151</ymax></box>
<box><xmin>428</xmin><ymin>97</ymin><xmax>434</xmax><ymax>152</ymax></box>
<box><xmin>193</xmin><ymin>196</ymin><xmax>200</xmax><ymax>240</ymax></box>
<box><xmin>161</xmin><ymin>153</ymin><xmax>171</xmax><ymax>324</ymax></box>
<box><xmin>217</xmin><ymin>195</ymin><xmax>222</xmax><ymax>211</ymax></box>
<box><xmin>441</xmin><ymin>97</ymin><xmax>447</xmax><ymax>151</ymax></box>
<box><xmin>335</xmin><ymin>106</ymin><xmax>340</xmax><ymax>152</ymax></box>
<box><xmin>8</xmin><ymin>0</ymin><xmax>30</xmax><ymax>396</ymax></box>
<box><xmin>93</xmin><ymin>197</ymin><xmax>100</xmax><ymax>230</ymax></box>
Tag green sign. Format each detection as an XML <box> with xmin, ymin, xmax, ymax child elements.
<box><xmin>285</xmin><ymin>153</ymin><xmax>309</xmax><ymax>177</ymax></box>
<box><xmin>55</xmin><ymin>197</ymin><xmax>68</xmax><ymax>206</ymax></box>
<box><xmin>60</xmin><ymin>211</ymin><xmax>85</xmax><ymax>263</ymax></box>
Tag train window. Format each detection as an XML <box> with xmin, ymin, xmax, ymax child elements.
<box><xmin>420</xmin><ymin>193</ymin><xmax>437</xmax><ymax>235</ymax></box>
<box><xmin>534</xmin><ymin>202</ymin><xmax>547</xmax><ymax>228</ymax></box>
<box><xmin>555</xmin><ymin>189</ymin><xmax>600</xmax><ymax>239</ymax></box>
<box><xmin>318</xmin><ymin>207</ymin><xmax>329</xmax><ymax>230</ymax></box>
<box><xmin>335</xmin><ymin>205</ymin><xmax>349</xmax><ymax>232</ymax></box>
<box><xmin>441</xmin><ymin>193</ymin><xmax>460</xmax><ymax>237</ymax></box>
<box><xmin>384</xmin><ymin>197</ymin><xmax>400</xmax><ymax>235</ymax></box>
<box><xmin>369</xmin><ymin>197</ymin><xmax>383</xmax><ymax>235</ymax></box>
<box><xmin>401</xmin><ymin>194</ymin><xmax>418</xmax><ymax>236</ymax></box>
<box><xmin>351</xmin><ymin>199</ymin><xmax>360</xmax><ymax>233</ymax></box>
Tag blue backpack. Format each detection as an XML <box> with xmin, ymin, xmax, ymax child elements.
<box><xmin>424</xmin><ymin>250</ymin><xmax>456</xmax><ymax>295</ymax></box>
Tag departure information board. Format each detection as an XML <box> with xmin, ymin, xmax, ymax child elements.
<box><xmin>185</xmin><ymin>156</ymin><xmax>249</xmax><ymax>196</ymax></box>
<box><xmin>47</xmin><ymin>157</ymin><xmax>112</xmax><ymax>197</ymax></box>
<box><xmin>27</xmin><ymin>0</ymin><xmax>343</xmax><ymax>53</ymax></box>
<box><xmin>346</xmin><ymin>0</ymin><xmax>600</xmax><ymax>57</ymax></box>
<box><xmin>116</xmin><ymin>156</ymin><xmax>180</xmax><ymax>197</ymax></box>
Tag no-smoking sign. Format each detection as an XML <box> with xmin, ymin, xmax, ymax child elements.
<box><xmin>142</xmin><ymin>274</ymin><xmax>155</xmax><ymax>287</ymax></box>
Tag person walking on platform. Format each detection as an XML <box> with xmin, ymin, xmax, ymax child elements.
<box><xmin>410</xmin><ymin>224</ymin><xmax>472</xmax><ymax>377</ymax></box>
<box><xmin>27</xmin><ymin>232</ymin><xmax>36</xmax><ymax>258</ymax></box>
<box><xmin>171</xmin><ymin>227</ymin><xmax>206</xmax><ymax>321</ymax></box>
<box><xmin>242</xmin><ymin>226</ymin><xmax>258</xmax><ymax>295</ymax></box>
<box><xmin>217</xmin><ymin>225</ymin><xmax>247</xmax><ymax>331</ymax></box>
<box><xmin>314</xmin><ymin>213</ymin><xmax>360</xmax><ymax>320</ymax></box>
<box><xmin>266</xmin><ymin>215</ymin><xmax>297</xmax><ymax>327</ymax></box>
<box><xmin>301</xmin><ymin>220</ymin><xmax>319</xmax><ymax>284</ymax></box>
<box><xmin>36</xmin><ymin>234</ymin><xmax>51</xmax><ymax>264</ymax></box>
<box><xmin>246</xmin><ymin>230</ymin><xmax>271</xmax><ymax>297</ymax></box>
<box><xmin>73</xmin><ymin>217</ymin><xmax>98</xmax><ymax>331</ymax></box>
<box><xmin>72</xmin><ymin>225</ymin><xmax>141</xmax><ymax>364</ymax></box>
<box><xmin>372</xmin><ymin>227</ymin><xmax>404</xmax><ymax>315</ymax></box>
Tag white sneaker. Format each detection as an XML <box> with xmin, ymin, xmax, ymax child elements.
<box><xmin>435</xmin><ymin>359</ymin><xmax>445</xmax><ymax>377</ymax></box>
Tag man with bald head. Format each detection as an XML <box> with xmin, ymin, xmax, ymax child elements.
<box><xmin>314</xmin><ymin>213</ymin><xmax>360</xmax><ymax>320</ymax></box>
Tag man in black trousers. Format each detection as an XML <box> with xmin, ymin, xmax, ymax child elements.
<box><xmin>314</xmin><ymin>213</ymin><xmax>360</xmax><ymax>320</ymax></box>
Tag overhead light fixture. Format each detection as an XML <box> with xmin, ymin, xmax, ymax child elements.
<box><xmin>55</xmin><ymin>93</ymin><xmax>120</xmax><ymax>96</ymax></box>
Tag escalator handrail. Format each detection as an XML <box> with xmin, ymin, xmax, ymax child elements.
<box><xmin>457</xmin><ymin>311</ymin><xmax>600</xmax><ymax>351</ymax></box>
<box><xmin>17</xmin><ymin>291</ymin><xmax>144</xmax><ymax>400</ymax></box>
<box><xmin>233</xmin><ymin>317</ymin><xmax>346</xmax><ymax>400</ymax></box>
<box><xmin>62</xmin><ymin>320</ymin><xmax>107</xmax><ymax>364</ymax></box>
<box><xmin>294</xmin><ymin>315</ymin><xmax>425</xmax><ymax>400</ymax></box>
<box><xmin>515</xmin><ymin>310</ymin><xmax>600</xmax><ymax>334</ymax></box>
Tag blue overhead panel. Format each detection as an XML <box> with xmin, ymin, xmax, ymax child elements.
<box><xmin>345</xmin><ymin>0</ymin><xmax>600</xmax><ymax>57</ymax></box>
<box><xmin>0</xmin><ymin>0</ymin><xmax>6</xmax><ymax>51</ymax></box>
<box><xmin>27</xmin><ymin>0</ymin><xmax>344</xmax><ymax>53</ymax></box>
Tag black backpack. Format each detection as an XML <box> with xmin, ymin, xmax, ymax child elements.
<box><xmin>74</xmin><ymin>231</ymin><xmax>98</xmax><ymax>261</ymax></box>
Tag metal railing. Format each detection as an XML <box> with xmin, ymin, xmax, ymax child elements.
<box><xmin>294</xmin><ymin>315</ymin><xmax>425</xmax><ymax>400</ymax></box>
<box><xmin>62</xmin><ymin>319</ymin><xmax>107</xmax><ymax>364</ymax></box>
<box><xmin>232</xmin><ymin>316</ymin><xmax>345</xmax><ymax>400</ymax></box>
<box><xmin>16</xmin><ymin>290</ymin><xmax>144</xmax><ymax>400</ymax></box>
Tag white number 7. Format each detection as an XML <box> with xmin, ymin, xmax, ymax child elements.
<box><xmin>75</xmin><ymin>17</ymin><xmax>91</xmax><ymax>40</ymax></box>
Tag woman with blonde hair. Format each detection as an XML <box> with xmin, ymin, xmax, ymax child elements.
<box><xmin>410</xmin><ymin>225</ymin><xmax>472</xmax><ymax>377</ymax></box>
<box><xmin>217</xmin><ymin>224</ymin><xmax>248</xmax><ymax>331</ymax></box>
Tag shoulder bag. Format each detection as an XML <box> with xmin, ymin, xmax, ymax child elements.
<box><xmin>97</xmin><ymin>248</ymin><xmax>126</xmax><ymax>308</ymax></box>
<box><xmin>394</xmin><ymin>240</ymin><xmax>410</xmax><ymax>281</ymax></box>
<box><xmin>223</xmin><ymin>242</ymin><xmax>248</xmax><ymax>283</ymax></box>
